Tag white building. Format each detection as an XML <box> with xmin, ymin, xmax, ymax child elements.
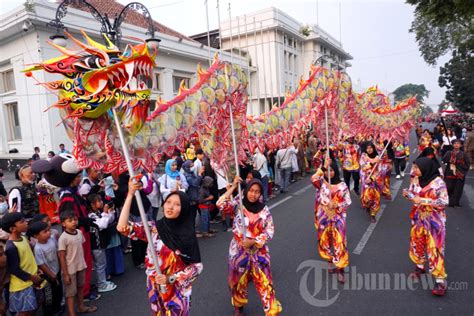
<box><xmin>219</xmin><ymin>7</ymin><xmax>353</xmax><ymax>115</ymax></box>
<box><xmin>0</xmin><ymin>0</ymin><xmax>243</xmax><ymax>162</ymax></box>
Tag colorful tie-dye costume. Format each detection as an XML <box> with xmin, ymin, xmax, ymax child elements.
<box><xmin>359</xmin><ymin>153</ymin><xmax>382</xmax><ymax>216</ymax></box>
<box><xmin>121</xmin><ymin>222</ymin><xmax>203</xmax><ymax>316</ymax></box>
<box><xmin>339</xmin><ymin>142</ymin><xmax>360</xmax><ymax>171</ymax></box>
<box><xmin>311</xmin><ymin>170</ymin><xmax>352</xmax><ymax>269</ymax></box>
<box><xmin>406</xmin><ymin>177</ymin><xmax>448</xmax><ymax>281</ymax></box>
<box><xmin>221</xmin><ymin>197</ymin><xmax>281</xmax><ymax>316</ymax></box>
<box><xmin>418</xmin><ymin>135</ymin><xmax>439</xmax><ymax>153</ymax></box>
<box><xmin>375</xmin><ymin>141</ymin><xmax>392</xmax><ymax>200</ymax></box>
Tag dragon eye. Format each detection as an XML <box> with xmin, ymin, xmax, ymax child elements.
<box><xmin>83</xmin><ymin>56</ymin><xmax>104</xmax><ymax>69</ymax></box>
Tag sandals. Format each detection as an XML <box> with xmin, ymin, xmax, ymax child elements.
<box><xmin>203</xmin><ymin>232</ymin><xmax>216</xmax><ymax>238</ymax></box>
<box><xmin>78</xmin><ymin>305</ymin><xmax>97</xmax><ymax>313</ymax></box>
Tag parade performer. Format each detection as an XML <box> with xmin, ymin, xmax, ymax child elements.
<box><xmin>117</xmin><ymin>180</ymin><xmax>202</xmax><ymax>315</ymax></box>
<box><xmin>418</xmin><ymin>130</ymin><xmax>438</xmax><ymax>153</ymax></box>
<box><xmin>311</xmin><ymin>160</ymin><xmax>352</xmax><ymax>282</ymax></box>
<box><xmin>339</xmin><ymin>137</ymin><xmax>361</xmax><ymax>195</ymax></box>
<box><xmin>359</xmin><ymin>144</ymin><xmax>382</xmax><ymax>222</ymax></box>
<box><xmin>403</xmin><ymin>157</ymin><xmax>448</xmax><ymax>296</ymax></box>
<box><xmin>217</xmin><ymin>179</ymin><xmax>282</xmax><ymax>316</ymax></box>
<box><xmin>375</xmin><ymin>137</ymin><xmax>393</xmax><ymax>200</ymax></box>
<box><xmin>393</xmin><ymin>139</ymin><xmax>410</xmax><ymax>179</ymax></box>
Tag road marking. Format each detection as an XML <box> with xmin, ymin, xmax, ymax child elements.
<box><xmin>293</xmin><ymin>184</ymin><xmax>312</xmax><ymax>195</ymax></box>
<box><xmin>352</xmin><ymin>168</ymin><xmax>406</xmax><ymax>255</ymax></box>
<box><xmin>269</xmin><ymin>196</ymin><xmax>293</xmax><ymax>210</ymax></box>
<box><xmin>353</xmin><ymin>204</ymin><xmax>387</xmax><ymax>255</ymax></box>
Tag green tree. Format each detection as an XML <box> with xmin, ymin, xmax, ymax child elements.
<box><xmin>438</xmin><ymin>44</ymin><xmax>474</xmax><ymax>113</ymax></box>
<box><xmin>392</xmin><ymin>83</ymin><xmax>430</xmax><ymax>103</ymax></box>
<box><xmin>407</xmin><ymin>0</ymin><xmax>473</xmax><ymax>65</ymax></box>
<box><xmin>407</xmin><ymin>0</ymin><xmax>474</xmax><ymax>112</ymax></box>
<box><xmin>421</xmin><ymin>104</ymin><xmax>433</xmax><ymax>116</ymax></box>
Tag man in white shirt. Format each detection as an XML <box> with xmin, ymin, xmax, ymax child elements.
<box><xmin>193</xmin><ymin>149</ymin><xmax>204</xmax><ymax>177</ymax></box>
<box><xmin>275</xmin><ymin>144</ymin><xmax>296</xmax><ymax>193</ymax></box>
<box><xmin>253</xmin><ymin>149</ymin><xmax>270</xmax><ymax>202</ymax></box>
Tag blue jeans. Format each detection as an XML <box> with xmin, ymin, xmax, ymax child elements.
<box><xmin>200</xmin><ymin>208</ymin><xmax>210</xmax><ymax>233</ymax></box>
<box><xmin>93</xmin><ymin>249</ymin><xmax>107</xmax><ymax>288</ymax></box>
<box><xmin>280</xmin><ymin>167</ymin><xmax>292</xmax><ymax>192</ymax></box>
<box><xmin>261</xmin><ymin>175</ymin><xmax>269</xmax><ymax>202</ymax></box>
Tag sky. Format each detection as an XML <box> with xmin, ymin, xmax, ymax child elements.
<box><xmin>1</xmin><ymin>0</ymin><xmax>449</xmax><ymax>108</ymax></box>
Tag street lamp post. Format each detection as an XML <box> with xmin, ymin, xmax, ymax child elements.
<box><xmin>312</xmin><ymin>54</ymin><xmax>331</xmax><ymax>67</ymax></box>
<box><xmin>46</xmin><ymin>0</ymin><xmax>165</xmax><ymax>292</ymax></box>
<box><xmin>47</xmin><ymin>0</ymin><xmax>160</xmax><ymax>48</ymax></box>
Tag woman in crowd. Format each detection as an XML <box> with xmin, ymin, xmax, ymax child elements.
<box><xmin>159</xmin><ymin>159</ymin><xmax>189</xmax><ymax>201</ymax></box>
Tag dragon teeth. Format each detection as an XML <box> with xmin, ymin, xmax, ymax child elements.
<box><xmin>112</xmin><ymin>71</ymin><xmax>120</xmax><ymax>80</ymax></box>
<box><xmin>129</xmin><ymin>77</ymin><xmax>137</xmax><ymax>91</ymax></box>
<box><xmin>123</xmin><ymin>61</ymin><xmax>135</xmax><ymax>87</ymax></box>
<box><xmin>118</xmin><ymin>67</ymin><xmax>125</xmax><ymax>78</ymax></box>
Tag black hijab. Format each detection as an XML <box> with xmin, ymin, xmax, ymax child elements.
<box><xmin>414</xmin><ymin>157</ymin><xmax>440</xmax><ymax>188</ymax></box>
<box><xmin>322</xmin><ymin>161</ymin><xmax>342</xmax><ymax>185</ymax></box>
<box><xmin>419</xmin><ymin>147</ymin><xmax>441</xmax><ymax>170</ymax></box>
<box><xmin>365</xmin><ymin>143</ymin><xmax>378</xmax><ymax>159</ymax></box>
<box><xmin>248</xmin><ymin>170</ymin><xmax>262</xmax><ymax>181</ymax></box>
<box><xmin>242</xmin><ymin>179</ymin><xmax>265</xmax><ymax>214</ymax></box>
<box><xmin>156</xmin><ymin>191</ymin><xmax>201</xmax><ymax>265</ymax></box>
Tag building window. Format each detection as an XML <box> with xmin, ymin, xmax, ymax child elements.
<box><xmin>5</xmin><ymin>102</ymin><xmax>21</xmax><ymax>140</ymax></box>
<box><xmin>0</xmin><ymin>69</ymin><xmax>15</xmax><ymax>93</ymax></box>
<box><xmin>173</xmin><ymin>76</ymin><xmax>190</xmax><ymax>94</ymax></box>
<box><xmin>153</xmin><ymin>73</ymin><xmax>161</xmax><ymax>91</ymax></box>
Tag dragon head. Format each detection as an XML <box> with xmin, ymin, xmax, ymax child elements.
<box><xmin>24</xmin><ymin>30</ymin><xmax>156</xmax><ymax>128</ymax></box>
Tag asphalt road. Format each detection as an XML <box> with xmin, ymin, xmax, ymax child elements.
<box><xmin>92</xmin><ymin>131</ymin><xmax>474</xmax><ymax>315</ymax></box>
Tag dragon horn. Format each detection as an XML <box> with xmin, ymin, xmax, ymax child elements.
<box><xmin>80</xmin><ymin>29</ymin><xmax>119</xmax><ymax>52</ymax></box>
<box><xmin>47</xmin><ymin>40</ymin><xmax>82</xmax><ymax>57</ymax></box>
<box><xmin>65</xmin><ymin>31</ymin><xmax>110</xmax><ymax>65</ymax></box>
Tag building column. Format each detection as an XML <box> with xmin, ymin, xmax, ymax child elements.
<box><xmin>161</xmin><ymin>68</ymin><xmax>174</xmax><ymax>100</ymax></box>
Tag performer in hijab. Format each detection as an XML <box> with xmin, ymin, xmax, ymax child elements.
<box><xmin>403</xmin><ymin>157</ymin><xmax>449</xmax><ymax>296</ymax></box>
<box><xmin>117</xmin><ymin>180</ymin><xmax>202</xmax><ymax>315</ymax></box>
<box><xmin>419</xmin><ymin>147</ymin><xmax>443</xmax><ymax>177</ymax></box>
<box><xmin>359</xmin><ymin>144</ymin><xmax>383</xmax><ymax>223</ymax></box>
<box><xmin>217</xmin><ymin>179</ymin><xmax>282</xmax><ymax>316</ymax></box>
<box><xmin>311</xmin><ymin>159</ymin><xmax>352</xmax><ymax>283</ymax></box>
<box><xmin>375</xmin><ymin>137</ymin><xmax>393</xmax><ymax>200</ymax></box>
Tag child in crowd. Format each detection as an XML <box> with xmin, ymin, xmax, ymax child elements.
<box><xmin>0</xmin><ymin>237</ymin><xmax>9</xmax><ymax>316</ymax></box>
<box><xmin>87</xmin><ymin>194</ymin><xmax>117</xmax><ymax>293</ymax></box>
<box><xmin>197</xmin><ymin>176</ymin><xmax>215</xmax><ymax>238</ymax></box>
<box><xmin>58</xmin><ymin>210</ymin><xmax>97</xmax><ymax>315</ymax></box>
<box><xmin>29</xmin><ymin>214</ymin><xmax>60</xmax><ymax>248</ymax></box>
<box><xmin>28</xmin><ymin>221</ymin><xmax>63</xmax><ymax>315</ymax></box>
<box><xmin>1</xmin><ymin>212</ymin><xmax>43</xmax><ymax>316</ymax></box>
<box><xmin>0</xmin><ymin>196</ymin><xmax>8</xmax><ymax>219</ymax></box>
